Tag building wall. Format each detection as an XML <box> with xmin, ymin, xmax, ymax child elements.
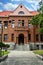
<box><xmin>0</xmin><ymin>16</ymin><xmax>43</xmax><ymax>45</ymax></box>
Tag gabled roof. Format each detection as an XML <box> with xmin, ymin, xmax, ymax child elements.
<box><xmin>10</xmin><ymin>4</ymin><xmax>33</xmax><ymax>16</ymax></box>
<box><xmin>0</xmin><ymin>4</ymin><xmax>39</xmax><ymax>17</ymax></box>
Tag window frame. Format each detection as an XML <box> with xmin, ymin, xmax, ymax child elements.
<box><xmin>22</xmin><ymin>20</ymin><xmax>24</xmax><ymax>26</ymax></box>
<box><xmin>18</xmin><ymin>20</ymin><xmax>21</xmax><ymax>27</ymax></box>
<box><xmin>11</xmin><ymin>20</ymin><xmax>15</xmax><ymax>28</ymax></box>
<box><xmin>11</xmin><ymin>34</ymin><xmax>14</xmax><ymax>41</ymax></box>
<box><xmin>4</xmin><ymin>21</ymin><xmax>8</xmax><ymax>29</ymax></box>
<box><xmin>28</xmin><ymin>20</ymin><xmax>31</xmax><ymax>28</ymax></box>
<box><xmin>28</xmin><ymin>34</ymin><xmax>31</xmax><ymax>42</ymax></box>
<box><xmin>4</xmin><ymin>34</ymin><xmax>8</xmax><ymax>41</ymax></box>
<box><xmin>18</xmin><ymin>11</ymin><xmax>24</xmax><ymax>14</ymax></box>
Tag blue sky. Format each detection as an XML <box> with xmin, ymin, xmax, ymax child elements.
<box><xmin>0</xmin><ymin>0</ymin><xmax>41</xmax><ymax>11</ymax></box>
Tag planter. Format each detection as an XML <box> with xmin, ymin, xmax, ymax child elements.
<box><xmin>0</xmin><ymin>55</ymin><xmax>8</xmax><ymax>62</ymax></box>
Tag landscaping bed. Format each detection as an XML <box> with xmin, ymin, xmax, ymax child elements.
<box><xmin>33</xmin><ymin>50</ymin><xmax>43</xmax><ymax>60</ymax></box>
<box><xmin>0</xmin><ymin>50</ymin><xmax>9</xmax><ymax>62</ymax></box>
<box><xmin>33</xmin><ymin>50</ymin><xmax>43</xmax><ymax>56</ymax></box>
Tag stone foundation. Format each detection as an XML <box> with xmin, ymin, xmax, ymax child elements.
<box><xmin>3</xmin><ymin>42</ymin><xmax>43</xmax><ymax>50</ymax></box>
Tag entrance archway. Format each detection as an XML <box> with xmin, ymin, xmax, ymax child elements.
<box><xmin>18</xmin><ymin>34</ymin><xmax>24</xmax><ymax>45</ymax></box>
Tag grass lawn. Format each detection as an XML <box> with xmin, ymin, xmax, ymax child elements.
<box><xmin>33</xmin><ymin>50</ymin><xmax>43</xmax><ymax>55</ymax></box>
<box><xmin>0</xmin><ymin>50</ymin><xmax>9</xmax><ymax>56</ymax></box>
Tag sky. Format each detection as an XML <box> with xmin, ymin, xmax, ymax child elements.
<box><xmin>0</xmin><ymin>0</ymin><xmax>42</xmax><ymax>12</ymax></box>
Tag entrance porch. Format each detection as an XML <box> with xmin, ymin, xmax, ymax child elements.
<box><xmin>16</xmin><ymin>34</ymin><xmax>28</xmax><ymax>45</ymax></box>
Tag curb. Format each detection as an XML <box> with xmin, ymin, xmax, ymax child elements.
<box><xmin>36</xmin><ymin>54</ymin><xmax>43</xmax><ymax>60</ymax></box>
<box><xmin>0</xmin><ymin>55</ymin><xmax>8</xmax><ymax>62</ymax></box>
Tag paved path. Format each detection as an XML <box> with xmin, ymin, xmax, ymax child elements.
<box><xmin>0</xmin><ymin>51</ymin><xmax>43</xmax><ymax>65</ymax></box>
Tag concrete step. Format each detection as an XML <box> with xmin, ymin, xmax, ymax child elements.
<box><xmin>15</xmin><ymin>44</ymin><xmax>30</xmax><ymax>51</ymax></box>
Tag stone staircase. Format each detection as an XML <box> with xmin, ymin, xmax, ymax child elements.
<box><xmin>15</xmin><ymin>44</ymin><xmax>30</xmax><ymax>51</ymax></box>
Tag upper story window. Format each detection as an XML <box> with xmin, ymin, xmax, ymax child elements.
<box><xmin>28</xmin><ymin>34</ymin><xmax>31</xmax><ymax>42</ymax></box>
<box><xmin>22</xmin><ymin>20</ymin><xmax>24</xmax><ymax>26</ymax></box>
<box><xmin>18</xmin><ymin>11</ymin><xmax>24</xmax><ymax>14</ymax></box>
<box><xmin>11</xmin><ymin>20</ymin><xmax>15</xmax><ymax>28</ymax></box>
<box><xmin>0</xmin><ymin>21</ymin><xmax>2</xmax><ymax>29</ymax></box>
<box><xmin>18</xmin><ymin>20</ymin><xmax>21</xmax><ymax>27</ymax></box>
<box><xmin>28</xmin><ymin>20</ymin><xmax>31</xmax><ymax>28</ymax></box>
<box><xmin>4</xmin><ymin>21</ymin><xmax>8</xmax><ymax>29</ymax></box>
<box><xmin>4</xmin><ymin>34</ymin><xmax>8</xmax><ymax>41</ymax></box>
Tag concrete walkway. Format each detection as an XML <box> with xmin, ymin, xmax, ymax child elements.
<box><xmin>0</xmin><ymin>51</ymin><xmax>43</xmax><ymax>65</ymax></box>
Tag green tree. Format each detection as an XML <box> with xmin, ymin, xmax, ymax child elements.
<box><xmin>38</xmin><ymin>0</ymin><xmax>43</xmax><ymax>14</ymax></box>
<box><xmin>39</xmin><ymin>4</ymin><xmax>43</xmax><ymax>14</ymax></box>
<box><xmin>38</xmin><ymin>1</ymin><xmax>43</xmax><ymax>35</ymax></box>
<box><xmin>31</xmin><ymin>2</ymin><xmax>43</xmax><ymax>49</ymax></box>
<box><xmin>38</xmin><ymin>14</ymin><xmax>43</xmax><ymax>34</ymax></box>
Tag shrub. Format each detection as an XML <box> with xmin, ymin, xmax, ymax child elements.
<box><xmin>0</xmin><ymin>42</ymin><xmax>6</xmax><ymax>50</ymax></box>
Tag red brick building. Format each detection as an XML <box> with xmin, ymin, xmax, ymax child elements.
<box><xmin>0</xmin><ymin>4</ymin><xmax>43</xmax><ymax>49</ymax></box>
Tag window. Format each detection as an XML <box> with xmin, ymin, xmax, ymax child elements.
<box><xmin>11</xmin><ymin>20</ymin><xmax>15</xmax><ymax>28</ymax></box>
<box><xmin>28</xmin><ymin>34</ymin><xmax>31</xmax><ymax>42</ymax></box>
<box><xmin>28</xmin><ymin>20</ymin><xmax>31</xmax><ymax>28</ymax></box>
<box><xmin>36</xmin><ymin>34</ymin><xmax>39</xmax><ymax>42</ymax></box>
<box><xmin>4</xmin><ymin>21</ymin><xmax>8</xmax><ymax>29</ymax></box>
<box><xmin>0</xmin><ymin>34</ymin><xmax>1</xmax><ymax>41</ymax></box>
<box><xmin>22</xmin><ymin>20</ymin><xmax>24</xmax><ymax>26</ymax></box>
<box><xmin>11</xmin><ymin>34</ymin><xmax>14</xmax><ymax>41</ymax></box>
<box><xmin>18</xmin><ymin>11</ymin><xmax>24</xmax><ymax>14</ymax></box>
<box><xmin>4</xmin><ymin>34</ymin><xmax>8</xmax><ymax>41</ymax></box>
<box><xmin>40</xmin><ymin>34</ymin><xmax>43</xmax><ymax>42</ymax></box>
<box><xmin>0</xmin><ymin>21</ymin><xmax>2</xmax><ymax>28</ymax></box>
<box><xmin>18</xmin><ymin>20</ymin><xmax>21</xmax><ymax>27</ymax></box>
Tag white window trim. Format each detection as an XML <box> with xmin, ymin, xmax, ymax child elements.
<box><xmin>11</xmin><ymin>21</ymin><xmax>15</xmax><ymax>28</ymax></box>
<box><xmin>18</xmin><ymin>21</ymin><xmax>21</xmax><ymax>27</ymax></box>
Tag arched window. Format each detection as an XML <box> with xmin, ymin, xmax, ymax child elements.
<box><xmin>18</xmin><ymin>11</ymin><xmax>24</xmax><ymax>14</ymax></box>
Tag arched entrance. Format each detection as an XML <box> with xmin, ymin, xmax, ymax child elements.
<box><xmin>18</xmin><ymin>34</ymin><xmax>24</xmax><ymax>45</ymax></box>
